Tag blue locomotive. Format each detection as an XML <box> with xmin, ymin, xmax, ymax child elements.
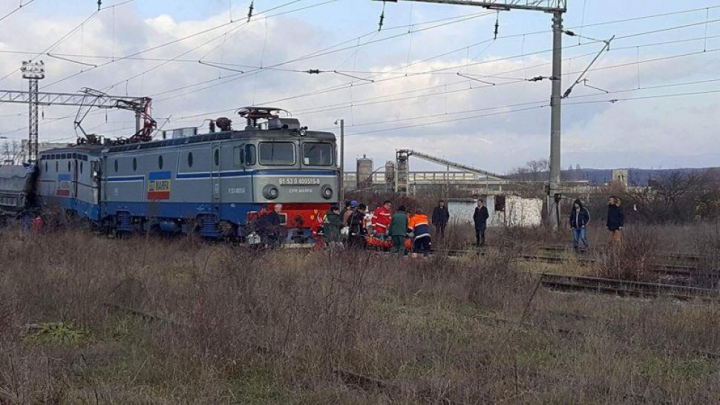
<box><xmin>0</xmin><ymin>107</ymin><xmax>340</xmax><ymax>239</ymax></box>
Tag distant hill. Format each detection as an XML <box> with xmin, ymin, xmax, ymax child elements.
<box><xmin>561</xmin><ymin>168</ymin><xmax>719</xmax><ymax>186</ymax></box>
<box><xmin>507</xmin><ymin>167</ymin><xmax>719</xmax><ymax>186</ymax></box>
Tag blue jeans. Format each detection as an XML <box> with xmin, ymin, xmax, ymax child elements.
<box><xmin>573</xmin><ymin>227</ymin><xmax>589</xmax><ymax>251</ymax></box>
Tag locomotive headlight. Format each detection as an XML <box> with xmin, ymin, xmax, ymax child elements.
<box><xmin>263</xmin><ymin>184</ymin><xmax>279</xmax><ymax>200</ymax></box>
<box><xmin>321</xmin><ymin>184</ymin><xmax>333</xmax><ymax>200</ymax></box>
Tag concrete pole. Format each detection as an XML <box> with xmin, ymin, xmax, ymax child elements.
<box><xmin>548</xmin><ymin>12</ymin><xmax>563</xmax><ymax>230</ymax></box>
<box><xmin>339</xmin><ymin>119</ymin><xmax>345</xmax><ymax>202</ymax></box>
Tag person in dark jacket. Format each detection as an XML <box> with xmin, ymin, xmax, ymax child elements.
<box><xmin>348</xmin><ymin>203</ymin><xmax>368</xmax><ymax>248</ymax></box>
<box><xmin>389</xmin><ymin>205</ymin><xmax>410</xmax><ymax>256</ymax></box>
<box><xmin>607</xmin><ymin>196</ymin><xmax>624</xmax><ymax>246</ymax></box>
<box><xmin>257</xmin><ymin>204</ymin><xmax>284</xmax><ymax>247</ymax></box>
<box><xmin>323</xmin><ymin>205</ymin><xmax>343</xmax><ymax>247</ymax></box>
<box><xmin>569</xmin><ymin>199</ymin><xmax>590</xmax><ymax>252</ymax></box>
<box><xmin>473</xmin><ymin>199</ymin><xmax>489</xmax><ymax>247</ymax></box>
<box><xmin>431</xmin><ymin>200</ymin><xmax>450</xmax><ymax>238</ymax></box>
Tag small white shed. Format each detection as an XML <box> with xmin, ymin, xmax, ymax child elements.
<box><xmin>447</xmin><ymin>195</ymin><xmax>543</xmax><ymax>228</ymax></box>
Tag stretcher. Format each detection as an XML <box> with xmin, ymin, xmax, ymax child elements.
<box><xmin>364</xmin><ymin>234</ymin><xmax>412</xmax><ymax>250</ymax></box>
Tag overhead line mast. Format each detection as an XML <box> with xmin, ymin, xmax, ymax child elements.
<box><xmin>377</xmin><ymin>0</ymin><xmax>567</xmax><ymax>230</ymax></box>
<box><xmin>2</xmin><ymin>63</ymin><xmax>155</xmax><ymax>161</ymax></box>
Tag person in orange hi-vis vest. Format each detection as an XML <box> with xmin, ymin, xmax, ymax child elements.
<box><xmin>409</xmin><ymin>208</ymin><xmax>432</xmax><ymax>258</ymax></box>
<box><xmin>372</xmin><ymin>200</ymin><xmax>392</xmax><ymax>239</ymax></box>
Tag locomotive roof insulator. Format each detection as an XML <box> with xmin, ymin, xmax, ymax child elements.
<box><xmin>215</xmin><ymin>117</ymin><xmax>232</xmax><ymax>132</ymax></box>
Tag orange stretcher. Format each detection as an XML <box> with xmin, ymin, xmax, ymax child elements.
<box><xmin>365</xmin><ymin>234</ymin><xmax>412</xmax><ymax>250</ymax></box>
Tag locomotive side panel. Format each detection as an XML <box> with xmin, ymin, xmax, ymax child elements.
<box><xmin>38</xmin><ymin>148</ymin><xmax>102</xmax><ymax>221</ymax></box>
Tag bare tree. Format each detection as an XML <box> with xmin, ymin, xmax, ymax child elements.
<box><xmin>1</xmin><ymin>141</ymin><xmax>23</xmax><ymax>165</ymax></box>
<box><xmin>510</xmin><ymin>158</ymin><xmax>549</xmax><ymax>182</ymax></box>
<box><xmin>619</xmin><ymin>170</ymin><xmax>720</xmax><ymax>223</ymax></box>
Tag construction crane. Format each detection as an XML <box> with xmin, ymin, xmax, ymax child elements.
<box><xmin>395</xmin><ymin>149</ymin><xmax>504</xmax><ymax>193</ymax></box>
<box><xmin>0</xmin><ymin>87</ymin><xmax>155</xmax><ymax>161</ymax></box>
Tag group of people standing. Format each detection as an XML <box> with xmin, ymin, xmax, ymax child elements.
<box><xmin>255</xmin><ymin>195</ymin><xmax>625</xmax><ymax>254</ymax></box>
<box><xmin>319</xmin><ymin>198</ymin><xmax>493</xmax><ymax>256</ymax></box>
<box><xmin>568</xmin><ymin>196</ymin><xmax>625</xmax><ymax>252</ymax></box>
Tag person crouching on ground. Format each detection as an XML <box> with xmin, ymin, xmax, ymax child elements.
<box><xmin>569</xmin><ymin>199</ymin><xmax>590</xmax><ymax>252</ymax></box>
<box><xmin>410</xmin><ymin>208</ymin><xmax>432</xmax><ymax>258</ymax></box>
<box><xmin>607</xmin><ymin>196</ymin><xmax>624</xmax><ymax>246</ymax></box>
<box><xmin>389</xmin><ymin>205</ymin><xmax>410</xmax><ymax>257</ymax></box>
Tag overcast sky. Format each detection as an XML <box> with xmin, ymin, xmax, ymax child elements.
<box><xmin>1</xmin><ymin>0</ymin><xmax>719</xmax><ymax>173</ymax></box>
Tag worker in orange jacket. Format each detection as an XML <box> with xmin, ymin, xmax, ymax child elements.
<box><xmin>372</xmin><ymin>200</ymin><xmax>392</xmax><ymax>239</ymax></box>
<box><xmin>408</xmin><ymin>208</ymin><xmax>432</xmax><ymax>258</ymax></box>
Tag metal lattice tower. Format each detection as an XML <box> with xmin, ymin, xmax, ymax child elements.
<box><xmin>20</xmin><ymin>60</ymin><xmax>45</xmax><ymax>163</ymax></box>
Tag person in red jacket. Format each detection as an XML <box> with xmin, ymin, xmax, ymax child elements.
<box><xmin>31</xmin><ymin>215</ymin><xmax>44</xmax><ymax>233</ymax></box>
<box><xmin>372</xmin><ymin>200</ymin><xmax>392</xmax><ymax>239</ymax></box>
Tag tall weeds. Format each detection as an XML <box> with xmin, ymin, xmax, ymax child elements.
<box><xmin>1</xmin><ymin>228</ymin><xmax>720</xmax><ymax>403</ymax></box>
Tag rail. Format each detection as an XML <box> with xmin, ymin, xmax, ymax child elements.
<box><xmin>539</xmin><ymin>273</ymin><xmax>720</xmax><ymax>300</ymax></box>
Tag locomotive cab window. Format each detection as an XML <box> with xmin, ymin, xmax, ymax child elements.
<box><xmin>258</xmin><ymin>142</ymin><xmax>294</xmax><ymax>166</ymax></box>
<box><xmin>302</xmin><ymin>143</ymin><xmax>333</xmax><ymax>166</ymax></box>
<box><xmin>234</xmin><ymin>144</ymin><xmax>257</xmax><ymax>166</ymax></box>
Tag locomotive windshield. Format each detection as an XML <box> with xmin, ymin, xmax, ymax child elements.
<box><xmin>302</xmin><ymin>143</ymin><xmax>333</xmax><ymax>166</ymax></box>
<box><xmin>259</xmin><ymin>142</ymin><xmax>295</xmax><ymax>166</ymax></box>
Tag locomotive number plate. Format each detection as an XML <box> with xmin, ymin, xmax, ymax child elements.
<box><xmin>279</xmin><ymin>177</ymin><xmax>321</xmax><ymax>186</ymax></box>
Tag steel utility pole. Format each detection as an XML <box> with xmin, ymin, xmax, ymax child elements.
<box><xmin>21</xmin><ymin>60</ymin><xmax>45</xmax><ymax>163</ymax></box>
<box><xmin>335</xmin><ymin>119</ymin><xmax>345</xmax><ymax>201</ymax></box>
<box><xmin>549</xmin><ymin>12</ymin><xmax>562</xmax><ymax>230</ymax></box>
<box><xmin>376</xmin><ymin>0</ymin><xmax>567</xmax><ymax>230</ymax></box>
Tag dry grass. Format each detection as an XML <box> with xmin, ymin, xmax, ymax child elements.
<box><xmin>2</xmin><ymin>227</ymin><xmax>720</xmax><ymax>404</ymax></box>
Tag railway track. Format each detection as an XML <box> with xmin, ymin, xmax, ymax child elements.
<box><xmin>438</xmin><ymin>248</ymin><xmax>712</xmax><ymax>277</ymax></box>
<box><xmin>517</xmin><ymin>254</ymin><xmax>701</xmax><ymax>277</ymax></box>
<box><xmin>539</xmin><ymin>245</ymin><xmax>705</xmax><ymax>263</ymax></box>
<box><xmin>539</xmin><ymin>273</ymin><xmax>720</xmax><ymax>300</ymax></box>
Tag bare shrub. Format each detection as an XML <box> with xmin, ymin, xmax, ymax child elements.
<box><xmin>592</xmin><ymin>226</ymin><xmax>661</xmax><ymax>281</ymax></box>
<box><xmin>692</xmin><ymin>222</ymin><xmax>720</xmax><ymax>288</ymax></box>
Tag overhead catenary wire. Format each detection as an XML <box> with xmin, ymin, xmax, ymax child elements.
<box><xmin>162</xmin><ymin>13</ymin><xmax>720</xmax><ymax>113</ymax></box>
<box><xmin>173</xmin><ymin>32</ymin><xmax>720</xmax><ymax>122</ymax></box>
<box><xmin>343</xmin><ymin>87</ymin><xmax>720</xmax><ymax>137</ymax></box>
<box><xmin>4</xmin><ymin>0</ymin><xmax>720</xmax><ymax>144</ymax></box>
<box><xmin>8</xmin><ymin>14</ymin><xmax>720</xmax><ymax>126</ymax></box>
<box><xmin>40</xmin><ymin>0</ymin><xmax>317</xmax><ymax>90</ymax></box>
<box><xmin>0</xmin><ymin>0</ymin><xmax>37</xmax><ymax>25</ymax></box>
